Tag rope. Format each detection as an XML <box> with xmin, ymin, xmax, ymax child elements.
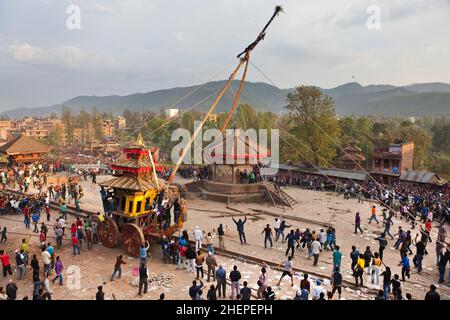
<box><xmin>256</xmin><ymin>112</ymin><xmax>447</xmax><ymax>247</ymax></box>
<box><xmin>220</xmin><ymin>53</ymin><xmax>250</xmax><ymax>132</ymax></box>
<box><xmin>248</xmin><ymin>64</ymin><xmax>447</xmax><ymax>247</ymax></box>
<box><xmin>141</xmin><ymin>89</ymin><xmax>220</xmax><ymax>139</ymax></box>
<box><xmin>65</xmin><ymin>62</ymin><xmax>235</xmax><ymax>170</ymax></box>
<box><xmin>230</xmin><ymin>86</ymin><xmax>277</xmax><ymax>209</ymax></box>
<box><xmin>168</xmin><ymin>58</ymin><xmax>247</xmax><ymax>183</ymax></box>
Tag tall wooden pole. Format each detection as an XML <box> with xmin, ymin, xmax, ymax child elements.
<box><xmin>220</xmin><ymin>52</ymin><xmax>250</xmax><ymax>133</ymax></box>
<box><xmin>168</xmin><ymin>59</ymin><xmax>245</xmax><ymax>184</ymax></box>
<box><xmin>167</xmin><ymin>6</ymin><xmax>282</xmax><ymax>184</ymax></box>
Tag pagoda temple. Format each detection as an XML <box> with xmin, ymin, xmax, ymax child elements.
<box><xmin>95</xmin><ymin>133</ymin><xmax>185</xmax><ymax>257</ymax></box>
<box><xmin>204</xmin><ymin>129</ymin><xmax>270</xmax><ymax>183</ymax></box>
<box><xmin>339</xmin><ymin>139</ymin><xmax>366</xmax><ymax>170</ymax></box>
<box><xmin>183</xmin><ymin>129</ymin><xmax>283</xmax><ymax>205</ymax></box>
<box><xmin>0</xmin><ymin>135</ymin><xmax>50</xmax><ymax>164</ymax></box>
<box><xmin>100</xmin><ymin>133</ymin><xmax>164</xmax><ymax>217</ymax></box>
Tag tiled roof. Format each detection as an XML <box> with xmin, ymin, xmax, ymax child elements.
<box><xmin>0</xmin><ymin>136</ymin><xmax>50</xmax><ymax>155</ymax></box>
<box><xmin>203</xmin><ymin>129</ymin><xmax>270</xmax><ymax>163</ymax></box>
<box><xmin>99</xmin><ymin>175</ymin><xmax>163</xmax><ymax>191</ymax></box>
<box><xmin>399</xmin><ymin>170</ymin><xmax>445</xmax><ymax>184</ymax></box>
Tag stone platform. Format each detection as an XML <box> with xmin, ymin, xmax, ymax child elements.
<box><xmin>47</xmin><ymin>173</ymin><xmax>81</xmax><ymax>185</ymax></box>
<box><xmin>184</xmin><ymin>180</ymin><xmax>265</xmax><ymax>204</ymax></box>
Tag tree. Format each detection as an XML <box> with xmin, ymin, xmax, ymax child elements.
<box><xmin>400</xmin><ymin>123</ymin><xmax>431</xmax><ymax>170</ymax></box>
<box><xmin>427</xmin><ymin>153</ymin><xmax>450</xmax><ymax>179</ymax></box>
<box><xmin>285</xmin><ymin>86</ymin><xmax>340</xmax><ymax>166</ymax></box>
<box><xmin>61</xmin><ymin>107</ymin><xmax>74</xmax><ymax>143</ymax></box>
<box><xmin>43</xmin><ymin>124</ymin><xmax>65</xmax><ymax>146</ymax></box>
<box><xmin>92</xmin><ymin>107</ymin><xmax>103</xmax><ymax>140</ymax></box>
<box><xmin>180</xmin><ymin>111</ymin><xmax>196</xmax><ymax>133</ymax></box>
<box><xmin>236</xmin><ymin>104</ymin><xmax>259</xmax><ymax>130</ymax></box>
<box><xmin>122</xmin><ymin>110</ymin><xmax>142</xmax><ymax>129</ymax></box>
<box><xmin>76</xmin><ymin>109</ymin><xmax>91</xmax><ymax>128</ymax></box>
<box><xmin>431</xmin><ymin>117</ymin><xmax>450</xmax><ymax>154</ymax></box>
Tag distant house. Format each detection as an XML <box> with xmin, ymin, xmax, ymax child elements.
<box><xmin>371</xmin><ymin>139</ymin><xmax>414</xmax><ymax>183</ymax></box>
<box><xmin>164</xmin><ymin>108</ymin><xmax>179</xmax><ymax>118</ymax></box>
<box><xmin>0</xmin><ymin>135</ymin><xmax>50</xmax><ymax>163</ymax></box>
<box><xmin>399</xmin><ymin>170</ymin><xmax>446</xmax><ymax>186</ymax></box>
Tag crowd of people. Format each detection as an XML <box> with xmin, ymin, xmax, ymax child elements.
<box><xmin>149</xmin><ymin>166</ymin><xmax>449</xmax><ymax>300</ymax></box>
<box><xmin>1</xmin><ymin>157</ymin><xmax>449</xmax><ymax>301</ymax></box>
<box><xmin>269</xmin><ymin>171</ymin><xmax>449</xmax><ymax>224</ymax></box>
<box><xmin>0</xmin><ymin>189</ymin><xmax>102</xmax><ymax>300</ymax></box>
<box><xmin>147</xmin><ymin>211</ymin><xmax>447</xmax><ymax>300</ymax></box>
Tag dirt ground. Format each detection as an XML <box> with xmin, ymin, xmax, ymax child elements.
<box><xmin>0</xmin><ymin>175</ymin><xmax>448</xmax><ymax>300</ymax></box>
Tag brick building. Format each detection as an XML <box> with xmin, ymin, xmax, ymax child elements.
<box><xmin>371</xmin><ymin>139</ymin><xmax>414</xmax><ymax>176</ymax></box>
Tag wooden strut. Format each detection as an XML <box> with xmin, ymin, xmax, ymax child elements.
<box><xmin>223</xmin><ymin>5</ymin><xmax>283</xmax><ymax>132</ymax></box>
<box><xmin>220</xmin><ymin>52</ymin><xmax>250</xmax><ymax>133</ymax></box>
<box><xmin>147</xmin><ymin>149</ymin><xmax>160</xmax><ymax>190</ymax></box>
<box><xmin>168</xmin><ymin>59</ymin><xmax>245</xmax><ymax>184</ymax></box>
<box><xmin>167</xmin><ymin>6</ymin><xmax>283</xmax><ymax>184</ymax></box>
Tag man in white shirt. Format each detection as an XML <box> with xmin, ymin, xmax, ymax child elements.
<box><xmin>13</xmin><ymin>200</ymin><xmax>20</xmax><ymax>213</ymax></box>
<box><xmin>311</xmin><ymin>239</ymin><xmax>321</xmax><ymax>266</ymax></box>
<box><xmin>312</xmin><ymin>279</ymin><xmax>323</xmax><ymax>300</ymax></box>
<box><xmin>59</xmin><ymin>217</ymin><xmax>66</xmax><ymax>235</ymax></box>
<box><xmin>193</xmin><ymin>226</ymin><xmax>203</xmax><ymax>251</ymax></box>
<box><xmin>43</xmin><ymin>273</ymin><xmax>53</xmax><ymax>295</ymax></box>
<box><xmin>277</xmin><ymin>256</ymin><xmax>294</xmax><ymax>287</ymax></box>
<box><xmin>41</xmin><ymin>249</ymin><xmax>52</xmax><ymax>276</ymax></box>
<box><xmin>318</xmin><ymin>229</ymin><xmax>327</xmax><ymax>248</ymax></box>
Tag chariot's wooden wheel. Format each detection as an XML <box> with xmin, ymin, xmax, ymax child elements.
<box><xmin>121</xmin><ymin>223</ymin><xmax>145</xmax><ymax>258</ymax></box>
<box><xmin>97</xmin><ymin>217</ymin><xmax>119</xmax><ymax>248</ymax></box>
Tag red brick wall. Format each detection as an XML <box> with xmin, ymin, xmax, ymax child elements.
<box><xmin>400</xmin><ymin>142</ymin><xmax>414</xmax><ymax>173</ymax></box>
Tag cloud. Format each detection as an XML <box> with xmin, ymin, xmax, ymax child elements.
<box><xmin>2</xmin><ymin>0</ymin><xmax>450</xmax><ymax>109</ymax></box>
<box><xmin>8</xmin><ymin>41</ymin><xmax>43</xmax><ymax>62</ymax></box>
<box><xmin>171</xmin><ymin>32</ymin><xmax>184</xmax><ymax>43</ymax></box>
<box><xmin>93</xmin><ymin>4</ymin><xmax>114</xmax><ymax>13</ymax></box>
<box><xmin>314</xmin><ymin>0</ymin><xmax>449</xmax><ymax>29</ymax></box>
<box><xmin>7</xmin><ymin>41</ymin><xmax>127</xmax><ymax>71</ymax></box>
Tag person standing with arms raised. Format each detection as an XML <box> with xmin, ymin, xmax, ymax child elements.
<box><xmin>232</xmin><ymin>216</ymin><xmax>247</xmax><ymax>245</ymax></box>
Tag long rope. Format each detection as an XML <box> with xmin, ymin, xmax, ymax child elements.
<box><xmin>230</xmin><ymin>86</ymin><xmax>277</xmax><ymax>209</ymax></box>
<box><xmin>220</xmin><ymin>53</ymin><xmax>250</xmax><ymax>132</ymax></box>
<box><xmin>257</xmin><ymin>111</ymin><xmax>446</xmax><ymax>247</ymax></box>
<box><xmin>133</xmin><ymin>62</ymin><xmax>235</xmax><ymax>135</ymax></box>
<box><xmin>168</xmin><ymin>59</ymin><xmax>247</xmax><ymax>183</ymax></box>
<box><xmin>249</xmin><ymin>65</ymin><xmax>447</xmax><ymax>247</ymax></box>
<box><xmin>67</xmin><ymin>62</ymin><xmax>235</xmax><ymax>170</ymax></box>
<box><xmin>141</xmin><ymin>89</ymin><xmax>220</xmax><ymax>140</ymax></box>
<box><xmin>250</xmin><ymin>61</ymin><xmax>404</xmax><ymax>201</ymax></box>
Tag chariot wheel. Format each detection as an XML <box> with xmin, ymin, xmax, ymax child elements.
<box><xmin>97</xmin><ymin>217</ymin><xmax>120</xmax><ymax>248</ymax></box>
<box><xmin>121</xmin><ymin>223</ymin><xmax>145</xmax><ymax>258</ymax></box>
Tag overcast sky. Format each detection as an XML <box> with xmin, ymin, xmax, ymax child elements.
<box><xmin>1</xmin><ymin>0</ymin><xmax>449</xmax><ymax>110</ymax></box>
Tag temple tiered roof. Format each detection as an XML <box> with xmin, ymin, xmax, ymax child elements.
<box><xmin>203</xmin><ymin>129</ymin><xmax>270</xmax><ymax>164</ymax></box>
<box><xmin>100</xmin><ymin>133</ymin><xmax>164</xmax><ymax>191</ymax></box>
<box><xmin>339</xmin><ymin>139</ymin><xmax>366</xmax><ymax>162</ymax></box>
<box><xmin>110</xmin><ymin>133</ymin><xmax>164</xmax><ymax>173</ymax></box>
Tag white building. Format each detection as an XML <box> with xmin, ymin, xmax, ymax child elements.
<box><xmin>164</xmin><ymin>108</ymin><xmax>179</xmax><ymax>118</ymax></box>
